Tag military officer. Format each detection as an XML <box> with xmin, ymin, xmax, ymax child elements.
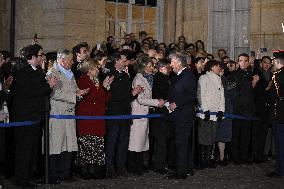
<box><xmin>267</xmin><ymin>50</ymin><xmax>284</xmax><ymax>178</ymax></box>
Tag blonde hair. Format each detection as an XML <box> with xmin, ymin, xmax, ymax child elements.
<box><xmin>79</xmin><ymin>58</ymin><xmax>100</xmax><ymax>73</ymax></box>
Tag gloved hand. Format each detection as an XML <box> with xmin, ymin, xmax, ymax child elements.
<box><xmin>204</xmin><ymin>111</ymin><xmax>210</xmax><ymax>121</ymax></box>
<box><xmin>216</xmin><ymin>111</ymin><xmax>224</xmax><ymax>122</ymax></box>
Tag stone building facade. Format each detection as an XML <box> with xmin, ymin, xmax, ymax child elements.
<box><xmin>0</xmin><ymin>0</ymin><xmax>283</xmax><ymax>57</ymax></box>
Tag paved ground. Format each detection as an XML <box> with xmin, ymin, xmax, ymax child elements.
<box><xmin>2</xmin><ymin>161</ymin><xmax>284</xmax><ymax>189</ymax></box>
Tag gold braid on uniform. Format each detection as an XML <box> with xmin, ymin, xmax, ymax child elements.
<box><xmin>272</xmin><ymin>71</ymin><xmax>280</xmax><ymax>97</ymax></box>
<box><xmin>272</xmin><ymin>71</ymin><xmax>281</xmax><ymax>117</ymax></box>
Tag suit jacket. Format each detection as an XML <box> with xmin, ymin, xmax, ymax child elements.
<box><xmin>228</xmin><ymin>69</ymin><xmax>256</xmax><ymax>116</ymax></box>
<box><xmin>168</xmin><ymin>69</ymin><xmax>196</xmax><ymax>122</ymax></box>
<box><xmin>11</xmin><ymin>63</ymin><xmax>52</xmax><ymax>121</ymax></box>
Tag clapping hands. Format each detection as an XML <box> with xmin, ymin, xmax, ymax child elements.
<box><xmin>76</xmin><ymin>88</ymin><xmax>90</xmax><ymax>97</ymax></box>
<box><xmin>132</xmin><ymin>85</ymin><xmax>144</xmax><ymax>96</ymax></box>
<box><xmin>158</xmin><ymin>99</ymin><xmax>165</xmax><ymax>107</ymax></box>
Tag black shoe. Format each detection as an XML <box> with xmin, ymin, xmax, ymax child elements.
<box><xmin>106</xmin><ymin>169</ymin><xmax>117</xmax><ymax>179</ymax></box>
<box><xmin>154</xmin><ymin>168</ymin><xmax>167</xmax><ymax>174</ymax></box>
<box><xmin>80</xmin><ymin>172</ymin><xmax>92</xmax><ymax>180</ymax></box>
<box><xmin>15</xmin><ymin>179</ymin><xmax>41</xmax><ymax>187</ymax></box>
<box><xmin>164</xmin><ymin>172</ymin><xmax>187</xmax><ymax>180</ymax></box>
<box><xmin>266</xmin><ymin>171</ymin><xmax>284</xmax><ymax>178</ymax></box>
<box><xmin>186</xmin><ymin>169</ymin><xmax>194</xmax><ymax>176</ymax></box>
<box><xmin>241</xmin><ymin>159</ymin><xmax>253</xmax><ymax>165</ymax></box>
<box><xmin>48</xmin><ymin>178</ymin><xmax>62</xmax><ymax>185</ymax></box>
<box><xmin>117</xmin><ymin>168</ymin><xmax>129</xmax><ymax>177</ymax></box>
<box><xmin>62</xmin><ymin>176</ymin><xmax>77</xmax><ymax>183</ymax></box>
<box><xmin>207</xmin><ymin>159</ymin><xmax>217</xmax><ymax>168</ymax></box>
<box><xmin>218</xmin><ymin>159</ymin><xmax>228</xmax><ymax>166</ymax></box>
<box><xmin>233</xmin><ymin>160</ymin><xmax>242</xmax><ymax>165</ymax></box>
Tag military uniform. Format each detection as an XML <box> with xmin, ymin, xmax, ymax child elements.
<box><xmin>269</xmin><ymin>50</ymin><xmax>284</xmax><ymax>177</ymax></box>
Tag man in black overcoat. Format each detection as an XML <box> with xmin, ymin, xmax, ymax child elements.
<box><xmin>10</xmin><ymin>44</ymin><xmax>56</xmax><ymax>187</ymax></box>
<box><xmin>166</xmin><ymin>53</ymin><xmax>196</xmax><ymax>179</ymax></box>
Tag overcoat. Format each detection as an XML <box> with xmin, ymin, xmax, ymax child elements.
<box><xmin>48</xmin><ymin>63</ymin><xmax>78</xmax><ymax>155</ymax></box>
<box><xmin>128</xmin><ymin>73</ymin><xmax>159</xmax><ymax>152</ymax></box>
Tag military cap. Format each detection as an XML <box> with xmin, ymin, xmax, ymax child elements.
<box><xmin>272</xmin><ymin>50</ymin><xmax>284</xmax><ymax>59</ymax></box>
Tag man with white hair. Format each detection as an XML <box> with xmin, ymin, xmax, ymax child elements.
<box><xmin>166</xmin><ymin>53</ymin><xmax>196</xmax><ymax>179</ymax></box>
<box><xmin>47</xmin><ymin>49</ymin><xmax>89</xmax><ymax>184</ymax></box>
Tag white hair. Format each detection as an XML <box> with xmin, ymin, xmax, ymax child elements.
<box><xmin>57</xmin><ymin>49</ymin><xmax>71</xmax><ymax>62</ymax></box>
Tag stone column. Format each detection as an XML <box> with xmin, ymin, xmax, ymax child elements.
<box><xmin>163</xmin><ymin>0</ymin><xmax>176</xmax><ymax>44</ymax></box>
<box><xmin>0</xmin><ymin>0</ymin><xmax>11</xmax><ymax>51</ymax></box>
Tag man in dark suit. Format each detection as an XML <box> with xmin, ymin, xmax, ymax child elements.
<box><xmin>166</xmin><ymin>53</ymin><xmax>196</xmax><ymax>179</ymax></box>
<box><xmin>11</xmin><ymin>44</ymin><xmax>56</xmax><ymax>187</ymax></box>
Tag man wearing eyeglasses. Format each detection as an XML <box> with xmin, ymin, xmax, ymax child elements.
<box><xmin>72</xmin><ymin>42</ymin><xmax>90</xmax><ymax>80</ymax></box>
<box><xmin>11</xmin><ymin>44</ymin><xmax>57</xmax><ymax>187</ymax></box>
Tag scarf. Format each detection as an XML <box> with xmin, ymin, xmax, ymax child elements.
<box><xmin>56</xmin><ymin>62</ymin><xmax>74</xmax><ymax>80</ymax></box>
<box><xmin>143</xmin><ymin>73</ymin><xmax>153</xmax><ymax>88</ymax></box>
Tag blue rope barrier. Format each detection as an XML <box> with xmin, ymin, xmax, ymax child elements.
<box><xmin>196</xmin><ymin>110</ymin><xmax>259</xmax><ymax>121</ymax></box>
<box><xmin>49</xmin><ymin>114</ymin><xmax>162</xmax><ymax>120</ymax></box>
<box><xmin>0</xmin><ymin>120</ymin><xmax>40</xmax><ymax>128</ymax></box>
<box><xmin>0</xmin><ymin>111</ymin><xmax>260</xmax><ymax>128</ymax></box>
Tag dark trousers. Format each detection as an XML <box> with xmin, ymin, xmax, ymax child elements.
<box><xmin>14</xmin><ymin>124</ymin><xmax>41</xmax><ymax>182</ymax></box>
<box><xmin>272</xmin><ymin>123</ymin><xmax>284</xmax><ymax>176</ymax></box>
<box><xmin>105</xmin><ymin>120</ymin><xmax>130</xmax><ymax>171</ymax></box>
<box><xmin>231</xmin><ymin>119</ymin><xmax>252</xmax><ymax>161</ymax></box>
<box><xmin>252</xmin><ymin>120</ymin><xmax>269</xmax><ymax>161</ymax></box>
<box><xmin>49</xmin><ymin>152</ymin><xmax>72</xmax><ymax>181</ymax></box>
<box><xmin>174</xmin><ymin>120</ymin><xmax>193</xmax><ymax>175</ymax></box>
<box><xmin>150</xmin><ymin>118</ymin><xmax>175</xmax><ymax>170</ymax></box>
<box><xmin>0</xmin><ymin>127</ymin><xmax>5</xmax><ymax>162</ymax></box>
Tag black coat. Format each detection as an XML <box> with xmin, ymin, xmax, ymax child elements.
<box><xmin>150</xmin><ymin>72</ymin><xmax>173</xmax><ymax>138</ymax></box>
<box><xmin>10</xmin><ymin>63</ymin><xmax>52</xmax><ymax>121</ymax></box>
<box><xmin>107</xmin><ymin>69</ymin><xmax>133</xmax><ymax>116</ymax></box>
<box><xmin>228</xmin><ymin>69</ymin><xmax>256</xmax><ymax>116</ymax></box>
<box><xmin>168</xmin><ymin>69</ymin><xmax>196</xmax><ymax>122</ymax></box>
<box><xmin>0</xmin><ymin>90</ymin><xmax>8</xmax><ymax>105</ymax></box>
<box><xmin>270</xmin><ymin>67</ymin><xmax>284</xmax><ymax>123</ymax></box>
<box><xmin>254</xmin><ymin>68</ymin><xmax>272</xmax><ymax>121</ymax></box>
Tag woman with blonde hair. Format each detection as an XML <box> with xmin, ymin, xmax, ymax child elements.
<box><xmin>76</xmin><ymin>58</ymin><xmax>113</xmax><ymax>179</ymax></box>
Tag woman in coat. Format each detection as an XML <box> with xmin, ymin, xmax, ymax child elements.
<box><xmin>196</xmin><ymin>60</ymin><xmax>225</xmax><ymax>168</ymax></box>
<box><xmin>128</xmin><ymin>55</ymin><xmax>164</xmax><ymax>175</ymax></box>
<box><xmin>76</xmin><ymin>58</ymin><xmax>112</xmax><ymax>179</ymax></box>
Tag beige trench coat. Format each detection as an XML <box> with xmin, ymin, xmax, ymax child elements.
<box><xmin>128</xmin><ymin>73</ymin><xmax>159</xmax><ymax>152</ymax></box>
<box><xmin>48</xmin><ymin>63</ymin><xmax>78</xmax><ymax>155</ymax></box>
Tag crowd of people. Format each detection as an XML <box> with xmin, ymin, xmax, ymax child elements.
<box><xmin>0</xmin><ymin>30</ymin><xmax>283</xmax><ymax>187</ymax></box>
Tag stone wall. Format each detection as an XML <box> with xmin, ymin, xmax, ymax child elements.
<box><xmin>163</xmin><ymin>0</ymin><xmax>208</xmax><ymax>45</ymax></box>
<box><xmin>14</xmin><ymin>0</ymin><xmax>105</xmax><ymax>55</ymax></box>
<box><xmin>250</xmin><ymin>0</ymin><xmax>284</xmax><ymax>54</ymax></box>
<box><xmin>1</xmin><ymin>0</ymin><xmax>284</xmax><ymax>55</ymax></box>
